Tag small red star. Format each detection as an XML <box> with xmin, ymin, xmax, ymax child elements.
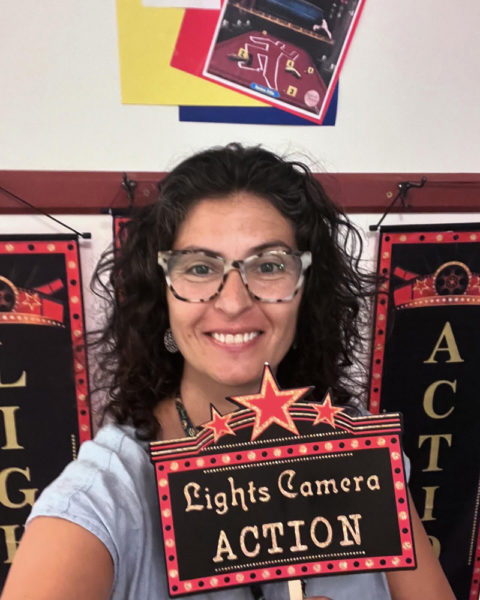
<box><xmin>413</xmin><ymin>279</ymin><xmax>430</xmax><ymax>295</ymax></box>
<box><xmin>230</xmin><ymin>365</ymin><xmax>311</xmax><ymax>441</ymax></box>
<box><xmin>21</xmin><ymin>292</ymin><xmax>41</xmax><ymax>311</ymax></box>
<box><xmin>312</xmin><ymin>392</ymin><xmax>344</xmax><ymax>428</ymax></box>
<box><xmin>202</xmin><ymin>405</ymin><xmax>235</xmax><ymax>443</ymax></box>
<box><xmin>470</xmin><ymin>274</ymin><xmax>480</xmax><ymax>293</ymax></box>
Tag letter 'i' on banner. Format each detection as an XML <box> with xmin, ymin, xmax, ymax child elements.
<box><xmin>368</xmin><ymin>224</ymin><xmax>480</xmax><ymax>600</ymax></box>
<box><xmin>0</xmin><ymin>235</ymin><xmax>91</xmax><ymax>590</ymax></box>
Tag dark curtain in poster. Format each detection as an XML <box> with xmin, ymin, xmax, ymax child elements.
<box><xmin>0</xmin><ymin>235</ymin><xmax>91</xmax><ymax>590</ymax></box>
<box><xmin>368</xmin><ymin>225</ymin><xmax>480</xmax><ymax>600</ymax></box>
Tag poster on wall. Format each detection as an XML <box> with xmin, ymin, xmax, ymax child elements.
<box><xmin>116</xmin><ymin>0</ymin><xmax>338</xmax><ymax>124</ymax></box>
<box><xmin>201</xmin><ymin>0</ymin><xmax>364</xmax><ymax>123</ymax></box>
<box><xmin>368</xmin><ymin>225</ymin><xmax>480</xmax><ymax>600</ymax></box>
<box><xmin>116</xmin><ymin>0</ymin><xmax>265</xmax><ymax>106</ymax></box>
<box><xmin>171</xmin><ymin>5</ymin><xmax>338</xmax><ymax>124</ymax></box>
<box><xmin>0</xmin><ymin>235</ymin><xmax>91</xmax><ymax>590</ymax></box>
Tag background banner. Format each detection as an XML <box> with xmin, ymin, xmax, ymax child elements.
<box><xmin>0</xmin><ymin>235</ymin><xmax>91</xmax><ymax>590</ymax></box>
<box><xmin>368</xmin><ymin>225</ymin><xmax>480</xmax><ymax>600</ymax></box>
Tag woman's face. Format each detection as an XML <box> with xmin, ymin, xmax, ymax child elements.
<box><xmin>166</xmin><ymin>193</ymin><xmax>303</xmax><ymax>393</ymax></box>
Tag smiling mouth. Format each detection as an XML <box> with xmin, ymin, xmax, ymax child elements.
<box><xmin>209</xmin><ymin>331</ymin><xmax>261</xmax><ymax>345</ymax></box>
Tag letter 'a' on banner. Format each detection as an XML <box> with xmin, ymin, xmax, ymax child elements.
<box><xmin>0</xmin><ymin>235</ymin><xmax>91</xmax><ymax>590</ymax></box>
<box><xmin>368</xmin><ymin>224</ymin><xmax>480</xmax><ymax>600</ymax></box>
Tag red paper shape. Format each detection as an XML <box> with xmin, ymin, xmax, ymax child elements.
<box><xmin>312</xmin><ymin>392</ymin><xmax>344</xmax><ymax>428</ymax></box>
<box><xmin>202</xmin><ymin>405</ymin><xmax>236</xmax><ymax>442</ymax></box>
<box><xmin>230</xmin><ymin>364</ymin><xmax>310</xmax><ymax>440</ymax></box>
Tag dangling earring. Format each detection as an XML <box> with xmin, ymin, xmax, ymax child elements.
<box><xmin>164</xmin><ymin>328</ymin><xmax>179</xmax><ymax>353</ymax></box>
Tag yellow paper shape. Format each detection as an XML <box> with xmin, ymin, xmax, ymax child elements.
<box><xmin>116</xmin><ymin>0</ymin><xmax>264</xmax><ymax>106</ymax></box>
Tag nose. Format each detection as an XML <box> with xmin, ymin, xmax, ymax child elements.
<box><xmin>213</xmin><ymin>269</ymin><xmax>253</xmax><ymax>315</ymax></box>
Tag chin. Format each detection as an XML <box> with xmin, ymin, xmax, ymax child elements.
<box><xmin>213</xmin><ymin>366</ymin><xmax>265</xmax><ymax>391</ymax></box>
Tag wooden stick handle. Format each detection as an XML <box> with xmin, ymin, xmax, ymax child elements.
<box><xmin>288</xmin><ymin>579</ymin><xmax>303</xmax><ymax>600</ymax></box>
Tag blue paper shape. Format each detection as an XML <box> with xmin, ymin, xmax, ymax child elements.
<box><xmin>178</xmin><ymin>83</ymin><xmax>338</xmax><ymax>126</ymax></box>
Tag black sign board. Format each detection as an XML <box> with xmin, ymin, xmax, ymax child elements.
<box><xmin>369</xmin><ymin>226</ymin><xmax>480</xmax><ymax>600</ymax></box>
<box><xmin>150</xmin><ymin>366</ymin><xmax>415</xmax><ymax>596</ymax></box>
<box><xmin>0</xmin><ymin>235</ymin><xmax>91</xmax><ymax>590</ymax></box>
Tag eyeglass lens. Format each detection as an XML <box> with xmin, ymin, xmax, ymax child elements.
<box><xmin>167</xmin><ymin>252</ymin><xmax>303</xmax><ymax>301</ymax></box>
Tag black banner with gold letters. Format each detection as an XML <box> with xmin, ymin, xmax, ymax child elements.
<box><xmin>0</xmin><ymin>235</ymin><xmax>91</xmax><ymax>590</ymax></box>
<box><xmin>368</xmin><ymin>225</ymin><xmax>480</xmax><ymax>600</ymax></box>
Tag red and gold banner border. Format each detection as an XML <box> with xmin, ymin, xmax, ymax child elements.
<box><xmin>0</xmin><ymin>238</ymin><xmax>92</xmax><ymax>443</ymax></box>
<box><xmin>368</xmin><ymin>227</ymin><xmax>480</xmax><ymax>598</ymax></box>
<box><xmin>369</xmin><ymin>229</ymin><xmax>480</xmax><ymax>415</ymax></box>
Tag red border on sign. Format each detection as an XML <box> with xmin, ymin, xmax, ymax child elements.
<box><xmin>151</xmin><ymin>405</ymin><xmax>414</xmax><ymax>596</ymax></box>
<box><xmin>155</xmin><ymin>434</ymin><xmax>413</xmax><ymax>595</ymax></box>
<box><xmin>369</xmin><ymin>229</ymin><xmax>480</xmax><ymax>415</ymax></box>
<box><xmin>368</xmin><ymin>228</ymin><xmax>480</xmax><ymax>598</ymax></box>
<box><xmin>0</xmin><ymin>239</ymin><xmax>92</xmax><ymax>443</ymax></box>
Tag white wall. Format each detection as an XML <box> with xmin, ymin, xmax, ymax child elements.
<box><xmin>1</xmin><ymin>0</ymin><xmax>480</xmax><ymax>173</ymax></box>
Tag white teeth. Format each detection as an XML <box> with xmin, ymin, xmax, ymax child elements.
<box><xmin>211</xmin><ymin>332</ymin><xmax>259</xmax><ymax>344</ymax></box>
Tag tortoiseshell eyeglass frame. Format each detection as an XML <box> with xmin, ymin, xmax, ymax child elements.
<box><xmin>157</xmin><ymin>249</ymin><xmax>312</xmax><ymax>303</ymax></box>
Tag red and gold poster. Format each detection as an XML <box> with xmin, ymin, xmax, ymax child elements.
<box><xmin>0</xmin><ymin>235</ymin><xmax>91</xmax><ymax>590</ymax></box>
<box><xmin>369</xmin><ymin>225</ymin><xmax>480</xmax><ymax>600</ymax></box>
<box><xmin>201</xmin><ymin>0</ymin><xmax>365</xmax><ymax>123</ymax></box>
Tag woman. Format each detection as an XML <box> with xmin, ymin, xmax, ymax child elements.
<box><xmin>2</xmin><ymin>145</ymin><xmax>454</xmax><ymax>600</ymax></box>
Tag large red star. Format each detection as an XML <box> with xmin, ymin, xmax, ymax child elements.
<box><xmin>202</xmin><ymin>405</ymin><xmax>236</xmax><ymax>443</ymax></box>
<box><xmin>312</xmin><ymin>392</ymin><xmax>344</xmax><ymax>428</ymax></box>
<box><xmin>230</xmin><ymin>365</ymin><xmax>311</xmax><ymax>441</ymax></box>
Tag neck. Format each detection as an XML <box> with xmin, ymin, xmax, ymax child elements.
<box><xmin>179</xmin><ymin>365</ymin><xmax>263</xmax><ymax>427</ymax></box>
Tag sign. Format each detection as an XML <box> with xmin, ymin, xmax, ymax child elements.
<box><xmin>369</xmin><ymin>225</ymin><xmax>480</xmax><ymax>600</ymax></box>
<box><xmin>0</xmin><ymin>235</ymin><xmax>91</xmax><ymax>590</ymax></box>
<box><xmin>202</xmin><ymin>0</ymin><xmax>365</xmax><ymax>123</ymax></box>
<box><xmin>151</xmin><ymin>366</ymin><xmax>415</xmax><ymax>596</ymax></box>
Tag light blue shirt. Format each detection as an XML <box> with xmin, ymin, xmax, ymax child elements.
<box><xmin>28</xmin><ymin>424</ymin><xmax>393</xmax><ymax>599</ymax></box>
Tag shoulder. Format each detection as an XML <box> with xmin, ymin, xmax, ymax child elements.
<box><xmin>29</xmin><ymin>422</ymin><xmax>155</xmax><ymax>516</ymax></box>
<box><xmin>27</xmin><ymin>423</ymin><xmax>161</xmax><ymax>589</ymax></box>
<box><xmin>30</xmin><ymin>423</ymin><xmax>151</xmax><ymax>502</ymax></box>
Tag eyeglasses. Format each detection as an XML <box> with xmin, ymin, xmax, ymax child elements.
<box><xmin>157</xmin><ymin>249</ymin><xmax>312</xmax><ymax>303</ymax></box>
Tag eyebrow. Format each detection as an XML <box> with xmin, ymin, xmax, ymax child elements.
<box><xmin>251</xmin><ymin>241</ymin><xmax>293</xmax><ymax>253</ymax></box>
<box><xmin>177</xmin><ymin>241</ymin><xmax>294</xmax><ymax>255</ymax></box>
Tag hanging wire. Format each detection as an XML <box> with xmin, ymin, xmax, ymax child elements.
<box><xmin>0</xmin><ymin>184</ymin><xmax>91</xmax><ymax>239</ymax></box>
<box><xmin>121</xmin><ymin>172</ymin><xmax>137</xmax><ymax>210</ymax></box>
<box><xmin>369</xmin><ymin>177</ymin><xmax>427</xmax><ymax>232</ymax></box>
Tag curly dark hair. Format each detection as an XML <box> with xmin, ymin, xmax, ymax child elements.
<box><xmin>92</xmin><ymin>144</ymin><xmax>376</xmax><ymax>440</ymax></box>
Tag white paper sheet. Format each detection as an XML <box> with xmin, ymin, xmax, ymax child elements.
<box><xmin>142</xmin><ymin>1</ymin><xmax>220</xmax><ymax>8</ymax></box>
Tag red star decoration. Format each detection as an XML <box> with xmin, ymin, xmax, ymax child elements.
<box><xmin>21</xmin><ymin>292</ymin><xmax>41</xmax><ymax>312</ymax></box>
<box><xmin>230</xmin><ymin>365</ymin><xmax>310</xmax><ymax>441</ymax></box>
<box><xmin>312</xmin><ymin>392</ymin><xmax>344</xmax><ymax>428</ymax></box>
<box><xmin>413</xmin><ymin>279</ymin><xmax>430</xmax><ymax>295</ymax></box>
<box><xmin>202</xmin><ymin>405</ymin><xmax>235</xmax><ymax>443</ymax></box>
